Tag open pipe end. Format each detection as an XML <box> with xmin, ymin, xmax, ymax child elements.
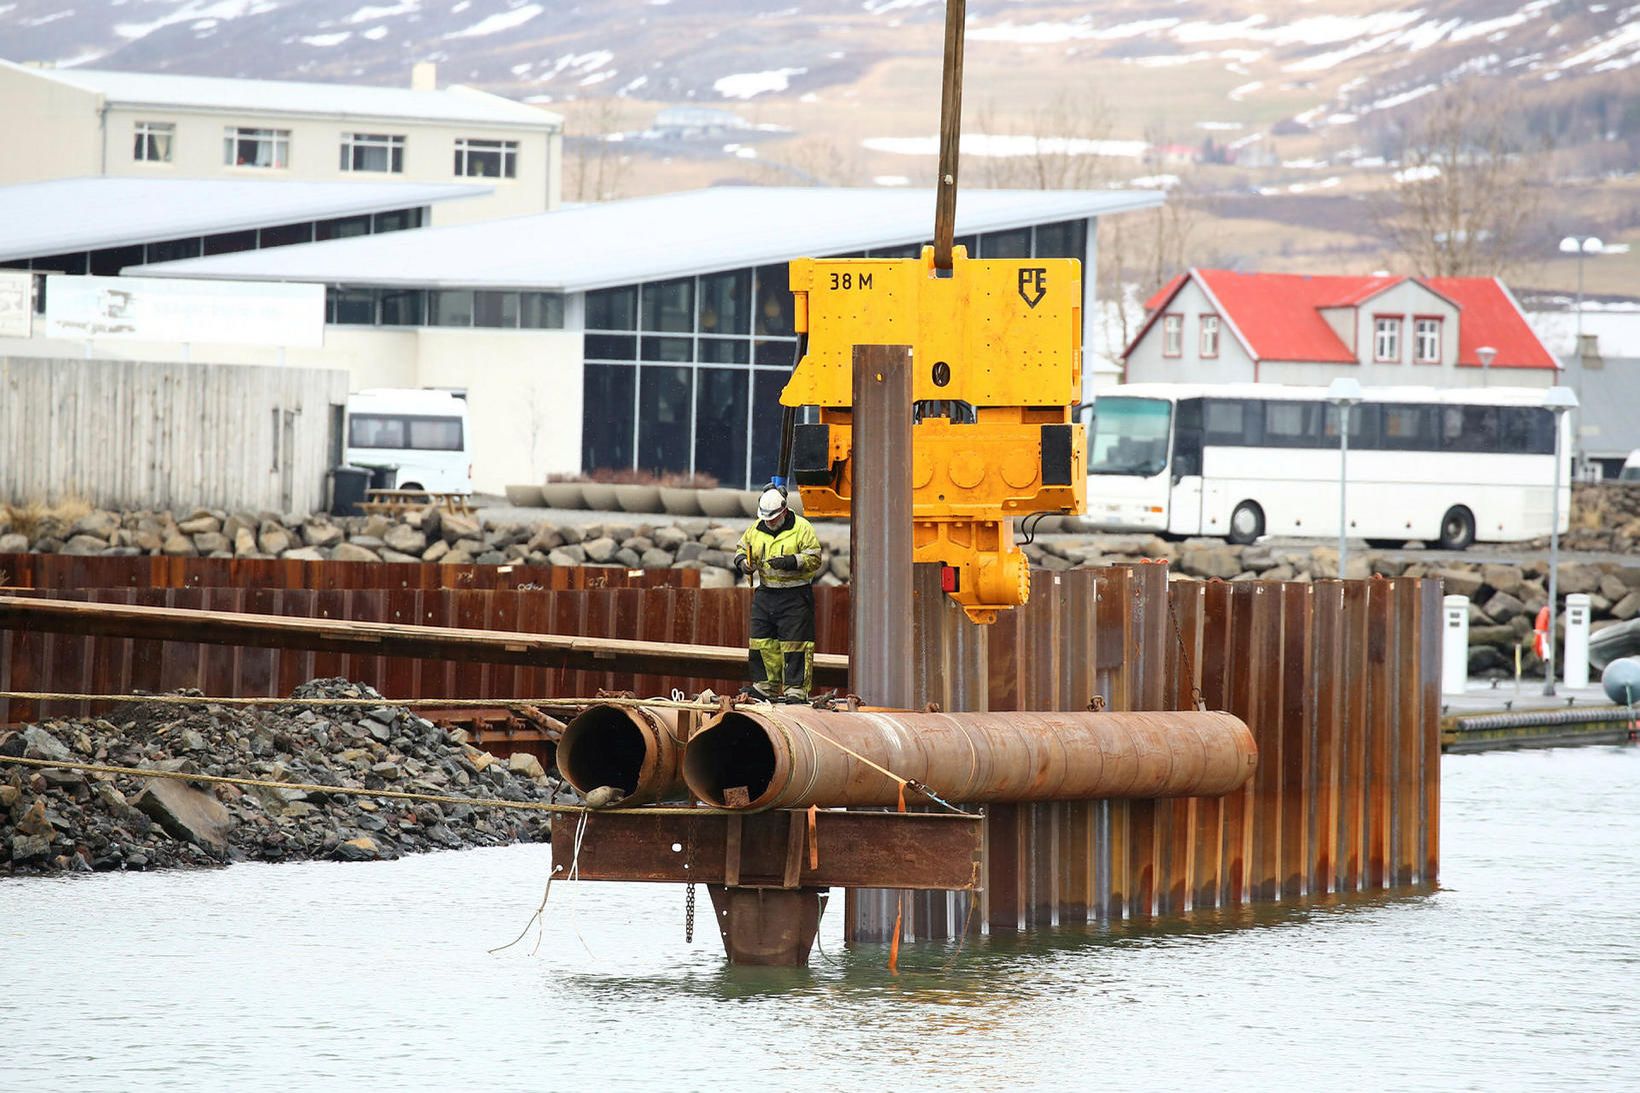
<box><xmin>557</xmin><ymin>705</ymin><xmax>655</xmax><ymax>800</ymax></box>
<box><xmin>682</xmin><ymin>710</ymin><xmax>783</xmax><ymax>811</ymax></box>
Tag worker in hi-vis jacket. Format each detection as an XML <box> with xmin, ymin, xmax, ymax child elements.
<box><xmin>733</xmin><ymin>483</ymin><xmax>825</xmax><ymax>702</ymax></box>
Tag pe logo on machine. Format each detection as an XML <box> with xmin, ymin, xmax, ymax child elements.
<box><xmin>1017</xmin><ymin>267</ymin><xmax>1047</xmax><ymax>309</ymax></box>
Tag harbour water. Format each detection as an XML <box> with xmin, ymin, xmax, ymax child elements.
<box><xmin>3</xmin><ymin>746</ymin><xmax>1638</xmax><ymax>1091</ymax></box>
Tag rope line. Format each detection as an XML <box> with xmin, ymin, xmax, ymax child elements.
<box><xmin>772</xmin><ymin>711</ymin><xmax>975</xmax><ymax>817</ymax></box>
<box><xmin>0</xmin><ymin>755</ymin><xmax>728</xmax><ymax>817</ymax></box>
<box><xmin>0</xmin><ymin>690</ymin><xmax>724</xmax><ymax>712</ymax></box>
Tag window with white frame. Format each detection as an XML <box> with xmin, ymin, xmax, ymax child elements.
<box><xmin>133</xmin><ymin>121</ymin><xmax>174</xmax><ymax>163</ymax></box>
<box><xmin>1414</xmin><ymin>317</ymin><xmax>1441</xmax><ymax>363</ymax></box>
<box><xmin>1200</xmin><ymin>314</ymin><xmax>1220</xmax><ymax>358</ymax></box>
<box><xmin>1374</xmin><ymin>316</ymin><xmax>1402</xmax><ymax>362</ymax></box>
<box><xmin>1162</xmin><ymin>314</ymin><xmax>1182</xmax><ymax>357</ymax></box>
<box><xmin>340</xmin><ymin>133</ymin><xmax>405</xmax><ymax>173</ymax></box>
<box><xmin>224</xmin><ymin>127</ymin><xmax>290</xmax><ymax>168</ymax></box>
<box><xmin>453</xmin><ymin>138</ymin><xmax>517</xmax><ymax>179</ymax></box>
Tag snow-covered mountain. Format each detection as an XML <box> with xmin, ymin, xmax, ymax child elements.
<box><xmin>4</xmin><ymin>1</ymin><xmax>1635</xmax><ymax>114</ymax></box>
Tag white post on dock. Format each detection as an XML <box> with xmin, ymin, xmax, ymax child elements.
<box><xmin>1442</xmin><ymin>594</ymin><xmax>1469</xmax><ymax>696</ymax></box>
<box><xmin>1564</xmin><ymin>593</ymin><xmax>1591</xmax><ymax>689</ymax></box>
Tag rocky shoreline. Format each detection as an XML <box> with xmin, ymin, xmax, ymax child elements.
<box><xmin>5</xmin><ymin>484</ymin><xmax>1638</xmax><ymax>679</ymax></box>
<box><xmin>0</xmin><ymin>679</ymin><xmax>564</xmax><ymax>875</ymax></box>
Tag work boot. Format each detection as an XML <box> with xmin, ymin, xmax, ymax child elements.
<box><xmin>739</xmin><ymin>682</ymin><xmax>778</xmax><ymax>703</ymax></box>
<box><xmin>781</xmin><ymin>688</ymin><xmax>810</xmax><ymax>705</ymax></box>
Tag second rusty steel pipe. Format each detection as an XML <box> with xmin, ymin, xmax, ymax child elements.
<box><xmin>556</xmin><ymin>704</ymin><xmax>688</xmax><ymax>804</ymax></box>
<box><xmin>682</xmin><ymin>707</ymin><xmax>1256</xmax><ymax>811</ymax></box>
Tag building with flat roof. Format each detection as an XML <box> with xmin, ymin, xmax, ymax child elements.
<box><xmin>26</xmin><ymin>186</ymin><xmax>1159</xmax><ymax>493</ymax></box>
<box><xmin>0</xmin><ymin>60</ymin><xmax>560</xmax><ymax>225</ymax></box>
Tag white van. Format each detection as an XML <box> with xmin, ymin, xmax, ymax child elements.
<box><xmin>344</xmin><ymin>389</ymin><xmax>472</xmax><ymax>494</ymax></box>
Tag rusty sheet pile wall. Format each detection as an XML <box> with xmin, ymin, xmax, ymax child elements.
<box><xmin>975</xmin><ymin>566</ymin><xmax>1439</xmax><ymax>927</ymax></box>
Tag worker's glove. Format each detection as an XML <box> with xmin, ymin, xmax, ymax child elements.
<box><xmin>733</xmin><ymin>556</ymin><xmax>750</xmax><ymax>576</ymax></box>
<box><xmin>767</xmin><ymin>554</ymin><xmax>799</xmax><ymax>572</ymax></box>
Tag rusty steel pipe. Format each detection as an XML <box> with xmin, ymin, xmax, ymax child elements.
<box><xmin>556</xmin><ymin>704</ymin><xmax>688</xmax><ymax>804</ymax></box>
<box><xmin>682</xmin><ymin>708</ymin><xmax>1256</xmax><ymax>812</ymax></box>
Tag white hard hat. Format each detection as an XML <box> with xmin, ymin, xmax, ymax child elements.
<box><xmin>757</xmin><ymin>487</ymin><xmax>787</xmax><ymax>521</ymax></box>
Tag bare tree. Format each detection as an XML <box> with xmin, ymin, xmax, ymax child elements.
<box><xmin>756</xmin><ymin>136</ymin><xmax>863</xmax><ymax>186</ymax></box>
<box><xmin>1095</xmin><ymin>177</ymin><xmax>1204</xmax><ymax>366</ymax></box>
<box><xmin>969</xmin><ymin>87</ymin><xmax>1117</xmax><ymax>190</ymax></box>
<box><xmin>563</xmin><ymin>98</ymin><xmax>632</xmax><ymax>203</ymax></box>
<box><xmin>1372</xmin><ymin>87</ymin><xmax>1546</xmax><ymax>277</ymax></box>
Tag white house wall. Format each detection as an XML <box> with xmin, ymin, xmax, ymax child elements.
<box><xmin>1348</xmin><ymin>280</ymin><xmax>1459</xmax><ymax>379</ymax></box>
<box><xmin>0</xmin><ymin>65</ymin><xmax>101</xmax><ymax>181</ymax></box>
<box><xmin>1124</xmin><ymin>278</ymin><xmax>1256</xmax><ymax>383</ymax></box>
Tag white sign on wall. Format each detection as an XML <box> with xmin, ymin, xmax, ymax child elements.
<box><xmin>44</xmin><ymin>275</ymin><xmax>324</xmax><ymax>349</ymax></box>
<box><xmin>0</xmin><ymin>270</ymin><xmax>32</xmax><ymax>339</ymax></box>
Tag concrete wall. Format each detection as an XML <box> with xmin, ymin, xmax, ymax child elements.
<box><xmin>0</xmin><ymin>325</ymin><xmax>584</xmax><ymax>494</ymax></box>
<box><xmin>0</xmin><ymin>64</ymin><xmax>101</xmax><ymax>181</ymax></box>
<box><xmin>1124</xmin><ymin>278</ymin><xmax>1256</xmax><ymax>383</ymax></box>
<box><xmin>0</xmin><ymin>355</ymin><xmax>349</xmax><ymax>513</ymax></box>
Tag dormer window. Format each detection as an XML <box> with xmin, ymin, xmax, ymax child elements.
<box><xmin>1373</xmin><ymin>316</ymin><xmax>1402</xmax><ymax>363</ymax></box>
<box><xmin>1414</xmin><ymin>317</ymin><xmax>1441</xmax><ymax>363</ymax></box>
<box><xmin>1162</xmin><ymin>314</ymin><xmax>1182</xmax><ymax>357</ymax></box>
<box><xmin>1200</xmin><ymin>314</ymin><xmax>1220</xmax><ymax>359</ymax></box>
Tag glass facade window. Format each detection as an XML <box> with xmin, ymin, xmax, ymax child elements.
<box><xmin>454</xmin><ymin>138</ymin><xmax>517</xmax><ymax>179</ymax></box>
<box><xmin>134</xmin><ymin>122</ymin><xmax>173</xmax><ymax>163</ymax></box>
<box><xmin>641</xmin><ymin>335</ymin><xmax>693</xmax><ymax>361</ymax></box>
<box><xmin>642</xmin><ymin>278</ymin><xmax>695</xmax><ymax>332</ymax></box>
<box><xmin>429</xmin><ymin>290</ymin><xmax>475</xmax><ymax>326</ymax></box>
<box><xmin>521</xmin><ymin>292</ymin><xmax>564</xmax><ymax>329</ymax></box>
<box><xmin>587</xmin><ymin>286</ymin><xmax>638</xmax><ymax>330</ymax></box>
<box><xmin>638</xmin><ymin>366</ymin><xmax>694</xmax><ymax>473</ymax></box>
<box><xmin>203</xmin><ymin>230</ymin><xmax>257</xmax><ymax>255</ymax></box>
<box><xmin>145</xmin><ymin>238</ymin><xmax>201</xmax><ymax>264</ymax></box>
<box><xmin>582</xmin><ymin>363</ymin><xmax>636</xmax><ymax>473</ymax></box>
<box><xmin>981</xmin><ymin>227</ymin><xmax>1032</xmax><ymax>258</ymax></box>
<box><xmin>379</xmin><ymin>290</ymin><xmax>426</xmax><ymax>326</ymax></box>
<box><xmin>699</xmin><ymin>337</ymin><xmax>750</xmax><ymax>364</ymax></box>
<box><xmin>699</xmin><ymin>270</ymin><xmax>750</xmax><ymax>334</ymax></box>
<box><xmin>586</xmin><ymin>333</ymin><xmax>637</xmax><ymax>359</ymax></box>
<box><xmin>225</xmin><ymin>127</ymin><xmax>290</xmax><ymax>168</ymax></box>
<box><xmin>341</xmin><ymin>133</ymin><xmax>405</xmax><ymax>173</ymax></box>
<box><xmin>474</xmin><ymin>290</ymin><xmax>519</xmax><ymax>328</ymax></box>
<box><xmin>259</xmin><ymin>223</ymin><xmax>314</xmax><ymax>248</ymax></box>
<box><xmin>754</xmin><ymin>263</ymin><xmax>795</xmax><ymax>336</ymax></box>
<box><xmin>315</xmin><ymin>215</ymin><xmax>372</xmax><ymax>241</ymax></box>
<box><xmin>694</xmin><ymin>369</ymin><xmax>750</xmax><ymax>486</ymax></box>
<box><xmin>372</xmin><ymin>208</ymin><xmax>421</xmax><ymax>233</ymax></box>
<box><xmin>328</xmin><ymin>289</ymin><xmax>376</xmax><ymax>325</ymax></box>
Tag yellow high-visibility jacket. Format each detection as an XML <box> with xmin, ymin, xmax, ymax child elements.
<box><xmin>734</xmin><ymin>513</ymin><xmax>824</xmax><ymax>589</ymax></box>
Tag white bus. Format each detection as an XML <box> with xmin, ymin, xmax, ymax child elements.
<box><xmin>1085</xmin><ymin>383</ymin><xmax>1569</xmax><ymax>549</ymax></box>
<box><xmin>344</xmin><ymin>389</ymin><xmax>472</xmax><ymax>495</ymax></box>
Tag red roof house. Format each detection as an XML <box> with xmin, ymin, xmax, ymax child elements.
<box><xmin>1123</xmin><ymin>269</ymin><xmax>1558</xmax><ymax>387</ymax></box>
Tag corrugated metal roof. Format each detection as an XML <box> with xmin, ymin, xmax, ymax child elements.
<box><xmin>0</xmin><ymin>177</ymin><xmax>490</xmax><ymax>262</ymax></box>
<box><xmin>127</xmin><ymin>186</ymin><xmax>1162</xmax><ymax>291</ymax></box>
<box><xmin>9</xmin><ymin>61</ymin><xmax>560</xmax><ymax>129</ymax></box>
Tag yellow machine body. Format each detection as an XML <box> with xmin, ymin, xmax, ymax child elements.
<box><xmin>782</xmin><ymin>245</ymin><xmax>1086</xmax><ymax>622</ymax></box>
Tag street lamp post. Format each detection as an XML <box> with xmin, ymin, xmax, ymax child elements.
<box><xmin>1559</xmin><ymin>235</ymin><xmax>1605</xmax><ymax>351</ymax></box>
<box><xmin>1476</xmin><ymin>345</ymin><xmax>1496</xmax><ymax>386</ymax></box>
<box><xmin>1542</xmin><ymin>385</ymin><xmax>1580</xmax><ymax>696</ymax></box>
<box><xmin>1328</xmin><ymin>376</ymin><xmax>1363</xmax><ymax>579</ymax></box>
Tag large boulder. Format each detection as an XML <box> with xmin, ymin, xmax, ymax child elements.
<box><xmin>176</xmin><ymin>514</ymin><xmax>221</xmax><ymax>536</ymax></box>
<box><xmin>132</xmin><ymin>778</ymin><xmax>231</xmax><ymax>853</ymax></box>
<box><xmin>383</xmin><ymin>525</ymin><xmax>428</xmax><ymax>555</ymax></box>
<box><xmin>258</xmin><ymin>521</ymin><xmax>293</xmax><ymax>556</ymax></box>
<box><xmin>1482</xmin><ymin>591</ymin><xmax>1527</xmax><ymax>625</ymax></box>
<box><xmin>192</xmin><ymin>532</ymin><xmax>230</xmax><ymax>554</ymax></box>
<box><xmin>0</xmin><ymin>532</ymin><xmax>29</xmax><ymax>553</ymax></box>
<box><xmin>583</xmin><ymin>536</ymin><xmax>618</xmax><ymax>563</ymax></box>
<box><xmin>160</xmin><ymin>533</ymin><xmax>198</xmax><ymax>557</ymax></box>
<box><xmin>61</xmin><ymin>534</ymin><xmax>109</xmax><ymax>555</ymax></box>
<box><xmin>1481</xmin><ymin>564</ymin><xmax>1522</xmax><ymax>598</ymax></box>
<box><xmin>302</xmin><ymin>522</ymin><xmax>344</xmax><ymax>548</ymax></box>
<box><xmin>439</xmin><ymin>511</ymin><xmax>481</xmax><ymax>544</ymax></box>
<box><xmin>332</xmin><ymin>542</ymin><xmax>382</xmax><ymax>563</ymax></box>
<box><xmin>70</xmin><ymin>511</ymin><xmax>121</xmax><ymax>539</ymax></box>
<box><xmin>1435</xmin><ymin>568</ymin><xmax>1484</xmax><ymax>598</ymax></box>
<box><xmin>1178</xmin><ymin>545</ymin><xmax>1243</xmax><ymax>580</ymax></box>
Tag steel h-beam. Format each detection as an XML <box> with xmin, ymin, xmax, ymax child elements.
<box><xmin>846</xmin><ymin>343</ymin><xmax>915</xmax><ymax>943</ymax></box>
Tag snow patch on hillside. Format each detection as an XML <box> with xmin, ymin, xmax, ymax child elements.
<box><xmin>447</xmin><ymin>3</ymin><xmax>542</xmax><ymax>39</ymax></box>
<box><xmin>714</xmin><ymin>68</ymin><xmax>806</xmax><ymax>99</ymax></box>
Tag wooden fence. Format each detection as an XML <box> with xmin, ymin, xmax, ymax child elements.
<box><xmin>0</xmin><ymin>355</ymin><xmax>348</xmax><ymax>513</ymax></box>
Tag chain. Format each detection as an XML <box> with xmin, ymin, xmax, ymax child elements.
<box><xmin>684</xmin><ymin>820</ymin><xmax>698</xmax><ymax>944</ymax></box>
<box><xmin>1168</xmin><ymin>592</ymin><xmax>1208</xmax><ymax>712</ymax></box>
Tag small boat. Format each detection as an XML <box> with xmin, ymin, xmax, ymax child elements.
<box><xmin>1588</xmin><ymin>617</ymin><xmax>1640</xmax><ymax>673</ymax></box>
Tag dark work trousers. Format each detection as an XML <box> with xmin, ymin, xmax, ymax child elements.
<box><xmin>748</xmin><ymin>583</ymin><xmax>816</xmax><ymax>696</ymax></box>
